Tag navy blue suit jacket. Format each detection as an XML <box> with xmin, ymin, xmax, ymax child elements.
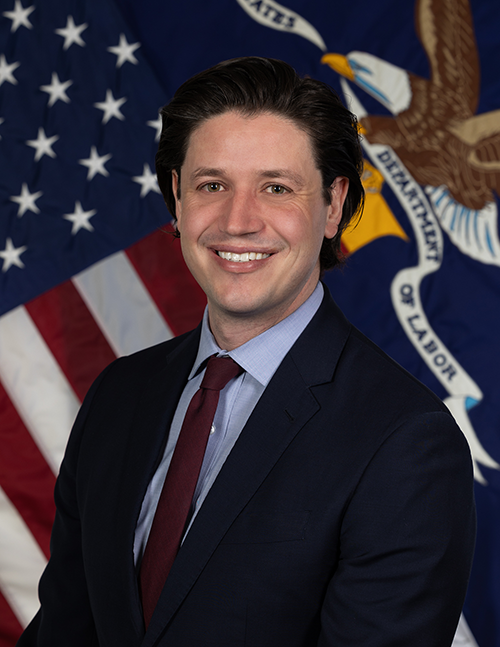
<box><xmin>19</xmin><ymin>288</ymin><xmax>475</xmax><ymax>646</ymax></box>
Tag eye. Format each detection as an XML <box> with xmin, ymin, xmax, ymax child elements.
<box><xmin>266</xmin><ymin>184</ymin><xmax>287</xmax><ymax>195</ymax></box>
<box><xmin>202</xmin><ymin>182</ymin><xmax>224</xmax><ymax>192</ymax></box>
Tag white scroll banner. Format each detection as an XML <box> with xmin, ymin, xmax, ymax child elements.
<box><xmin>235</xmin><ymin>0</ymin><xmax>326</xmax><ymax>51</ymax></box>
<box><xmin>342</xmin><ymin>79</ymin><xmax>500</xmax><ymax>483</ymax></box>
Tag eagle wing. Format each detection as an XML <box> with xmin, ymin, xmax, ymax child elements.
<box><xmin>415</xmin><ymin>0</ymin><xmax>479</xmax><ymax>118</ymax></box>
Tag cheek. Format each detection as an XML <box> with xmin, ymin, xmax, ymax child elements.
<box><xmin>178</xmin><ymin>215</ymin><xmax>204</xmax><ymax>264</ymax></box>
<box><xmin>272</xmin><ymin>206</ymin><xmax>312</xmax><ymax>239</ymax></box>
<box><xmin>178</xmin><ymin>202</ymin><xmax>212</xmax><ymax>240</ymax></box>
<box><xmin>281</xmin><ymin>206</ymin><xmax>329</xmax><ymax>252</ymax></box>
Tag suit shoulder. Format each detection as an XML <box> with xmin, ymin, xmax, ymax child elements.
<box><xmin>118</xmin><ymin>327</ymin><xmax>198</xmax><ymax>371</ymax></box>
<box><xmin>79</xmin><ymin>326</ymin><xmax>200</xmax><ymax>406</ymax></box>
<box><xmin>296</xmin><ymin>288</ymin><xmax>448</xmax><ymax>418</ymax></box>
<box><xmin>339</xmin><ymin>324</ymin><xmax>449</xmax><ymax>416</ymax></box>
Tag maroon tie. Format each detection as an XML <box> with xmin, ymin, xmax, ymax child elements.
<box><xmin>139</xmin><ymin>355</ymin><xmax>242</xmax><ymax>627</ymax></box>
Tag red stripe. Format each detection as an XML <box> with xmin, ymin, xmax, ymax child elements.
<box><xmin>0</xmin><ymin>589</ymin><xmax>23</xmax><ymax>647</ymax></box>
<box><xmin>0</xmin><ymin>382</ymin><xmax>55</xmax><ymax>559</ymax></box>
<box><xmin>25</xmin><ymin>281</ymin><xmax>117</xmax><ymax>403</ymax></box>
<box><xmin>126</xmin><ymin>227</ymin><xmax>206</xmax><ymax>336</ymax></box>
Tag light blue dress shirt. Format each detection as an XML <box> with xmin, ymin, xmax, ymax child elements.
<box><xmin>134</xmin><ymin>282</ymin><xmax>324</xmax><ymax>567</ymax></box>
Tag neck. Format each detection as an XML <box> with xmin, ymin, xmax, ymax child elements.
<box><xmin>207</xmin><ymin>283</ymin><xmax>319</xmax><ymax>351</ymax></box>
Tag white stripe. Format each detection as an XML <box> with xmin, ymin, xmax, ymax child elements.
<box><xmin>453</xmin><ymin>614</ymin><xmax>479</xmax><ymax>646</ymax></box>
<box><xmin>0</xmin><ymin>307</ymin><xmax>80</xmax><ymax>474</ymax></box>
<box><xmin>72</xmin><ymin>251</ymin><xmax>173</xmax><ymax>357</ymax></box>
<box><xmin>0</xmin><ymin>487</ymin><xmax>46</xmax><ymax>628</ymax></box>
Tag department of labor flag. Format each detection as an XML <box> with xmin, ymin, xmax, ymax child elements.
<box><xmin>1</xmin><ymin>1</ymin><xmax>500</xmax><ymax>646</ymax></box>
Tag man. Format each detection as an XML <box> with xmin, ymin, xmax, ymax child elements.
<box><xmin>18</xmin><ymin>57</ymin><xmax>475</xmax><ymax>646</ymax></box>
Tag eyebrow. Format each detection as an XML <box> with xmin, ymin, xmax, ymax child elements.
<box><xmin>259</xmin><ymin>169</ymin><xmax>305</xmax><ymax>187</ymax></box>
<box><xmin>190</xmin><ymin>167</ymin><xmax>226</xmax><ymax>181</ymax></box>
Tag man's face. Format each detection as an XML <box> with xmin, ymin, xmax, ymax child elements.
<box><xmin>173</xmin><ymin>111</ymin><xmax>348</xmax><ymax>334</ymax></box>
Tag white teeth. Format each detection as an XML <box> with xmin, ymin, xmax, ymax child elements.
<box><xmin>218</xmin><ymin>251</ymin><xmax>270</xmax><ymax>262</ymax></box>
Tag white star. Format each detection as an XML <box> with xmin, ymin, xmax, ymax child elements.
<box><xmin>63</xmin><ymin>201</ymin><xmax>96</xmax><ymax>234</ymax></box>
<box><xmin>0</xmin><ymin>54</ymin><xmax>20</xmax><ymax>87</ymax></box>
<box><xmin>55</xmin><ymin>15</ymin><xmax>87</xmax><ymax>50</ymax></box>
<box><xmin>94</xmin><ymin>89</ymin><xmax>126</xmax><ymax>124</ymax></box>
<box><xmin>79</xmin><ymin>146</ymin><xmax>112</xmax><ymax>180</ymax></box>
<box><xmin>26</xmin><ymin>127</ymin><xmax>59</xmax><ymax>162</ymax></box>
<box><xmin>0</xmin><ymin>238</ymin><xmax>27</xmax><ymax>272</ymax></box>
<box><xmin>107</xmin><ymin>33</ymin><xmax>140</xmax><ymax>68</ymax></box>
<box><xmin>40</xmin><ymin>72</ymin><xmax>72</xmax><ymax>107</ymax></box>
<box><xmin>132</xmin><ymin>163</ymin><xmax>161</xmax><ymax>198</ymax></box>
<box><xmin>10</xmin><ymin>182</ymin><xmax>43</xmax><ymax>217</ymax></box>
<box><xmin>2</xmin><ymin>0</ymin><xmax>35</xmax><ymax>32</ymax></box>
<box><xmin>147</xmin><ymin>113</ymin><xmax>162</xmax><ymax>142</ymax></box>
<box><xmin>0</xmin><ymin>118</ymin><xmax>4</xmax><ymax>140</ymax></box>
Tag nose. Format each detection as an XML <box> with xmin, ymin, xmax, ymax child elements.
<box><xmin>218</xmin><ymin>188</ymin><xmax>264</xmax><ymax>237</ymax></box>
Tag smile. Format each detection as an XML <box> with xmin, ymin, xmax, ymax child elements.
<box><xmin>217</xmin><ymin>251</ymin><xmax>271</xmax><ymax>262</ymax></box>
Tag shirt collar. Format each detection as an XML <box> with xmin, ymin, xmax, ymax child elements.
<box><xmin>190</xmin><ymin>282</ymin><xmax>324</xmax><ymax>387</ymax></box>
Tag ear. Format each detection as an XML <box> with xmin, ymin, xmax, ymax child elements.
<box><xmin>324</xmin><ymin>176</ymin><xmax>349</xmax><ymax>239</ymax></box>
<box><xmin>172</xmin><ymin>170</ymin><xmax>182</xmax><ymax>229</ymax></box>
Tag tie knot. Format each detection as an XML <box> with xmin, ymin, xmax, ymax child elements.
<box><xmin>201</xmin><ymin>355</ymin><xmax>242</xmax><ymax>392</ymax></box>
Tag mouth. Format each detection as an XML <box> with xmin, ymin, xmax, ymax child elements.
<box><xmin>217</xmin><ymin>251</ymin><xmax>271</xmax><ymax>263</ymax></box>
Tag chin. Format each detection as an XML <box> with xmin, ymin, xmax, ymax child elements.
<box><xmin>208</xmin><ymin>287</ymin><xmax>271</xmax><ymax>318</ymax></box>
<box><xmin>219</xmin><ymin>296</ymin><xmax>266</xmax><ymax>317</ymax></box>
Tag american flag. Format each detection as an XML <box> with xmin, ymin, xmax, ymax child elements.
<box><xmin>0</xmin><ymin>0</ymin><xmax>206</xmax><ymax>642</ymax></box>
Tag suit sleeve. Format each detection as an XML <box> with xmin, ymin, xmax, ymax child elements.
<box><xmin>16</xmin><ymin>364</ymin><xmax>115</xmax><ymax>647</ymax></box>
<box><xmin>318</xmin><ymin>410</ymin><xmax>476</xmax><ymax>647</ymax></box>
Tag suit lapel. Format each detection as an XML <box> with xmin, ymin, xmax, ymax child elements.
<box><xmin>143</xmin><ymin>289</ymin><xmax>352</xmax><ymax>645</ymax></box>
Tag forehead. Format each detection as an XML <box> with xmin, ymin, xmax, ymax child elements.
<box><xmin>182</xmin><ymin>111</ymin><xmax>317</xmax><ymax>173</ymax></box>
